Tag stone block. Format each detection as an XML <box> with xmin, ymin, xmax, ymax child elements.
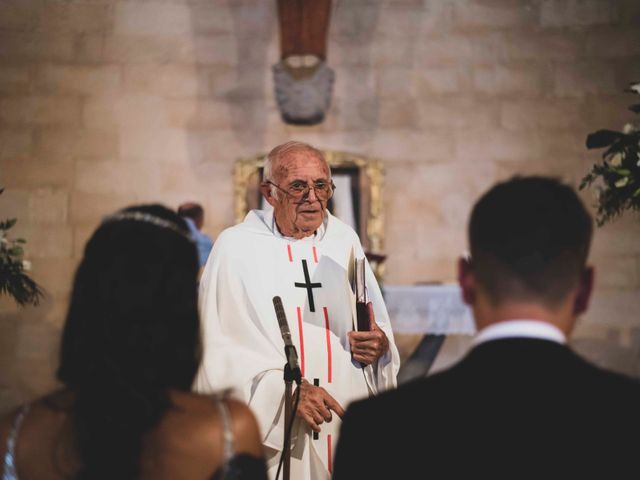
<box><xmin>501</xmin><ymin>99</ymin><xmax>584</xmax><ymax>130</ymax></box>
<box><xmin>328</xmin><ymin>40</ymin><xmax>374</xmax><ymax>67</ymax></box>
<box><xmin>75</xmin><ymin>160</ymin><xmax>160</xmax><ymax>196</ymax></box>
<box><xmin>0</xmin><ymin>33</ymin><xmax>74</xmax><ymax>63</ymax></box>
<box><xmin>473</xmin><ymin>65</ymin><xmax>542</xmax><ymax>96</ymax></box>
<box><xmin>40</xmin><ymin>297</ymin><xmax>71</xmax><ymax>330</ymax></box>
<box><xmin>375</xmin><ymin>5</ymin><xmax>430</xmax><ymax>38</ymax></box>
<box><xmin>35</xmin><ymin>65</ymin><xmax>121</xmax><ymax>96</ymax></box>
<box><xmin>0</xmin><ymin>190</ymin><xmax>29</xmax><ymax>231</ymax></box>
<box><xmin>375</xmin><ymin>67</ymin><xmax>415</xmax><ymax>99</ymax></box>
<box><xmin>15</xmin><ymin>318</ymin><xmax>60</xmax><ymax>394</ymax></box>
<box><xmin>167</xmin><ymin>99</ymin><xmax>229</xmax><ymax>128</ymax></box>
<box><xmin>455</xmin><ymin>128</ymin><xmax>541</xmax><ymax>163</ymax></box>
<box><xmin>155</xmin><ymin>159</ymin><xmax>228</xmax><ymax>195</ymax></box>
<box><xmin>22</xmin><ymin>225</ymin><xmax>73</xmax><ymax>259</ymax></box>
<box><xmin>193</xmin><ymin>3</ymin><xmax>273</xmax><ymax>38</ymax></box>
<box><xmin>590</xmin><ymin>254</ymin><xmax>639</xmax><ymax>289</ymax></box>
<box><xmin>504</xmin><ymin>32</ymin><xmax>583</xmax><ymax>61</ymax></box>
<box><xmin>209</xmin><ymin>65</ymin><xmax>268</xmax><ymax>99</ymax></box>
<box><xmin>69</xmin><ymin>191</ymin><xmax>135</xmax><ymax>225</ymax></box>
<box><xmin>104</xmin><ymin>35</ymin><xmax>190</xmax><ymax>64</ymax></box>
<box><xmin>586</xmin><ymin>29</ymin><xmax>640</xmax><ymax>58</ymax></box>
<box><xmin>0</xmin><ymin>129</ymin><xmax>32</xmax><ymax>161</ymax></box>
<box><xmin>0</xmin><ymin>97</ymin><xmax>81</xmax><ymax>127</ymax></box>
<box><xmin>190</xmin><ymin>5</ymin><xmax>234</xmax><ymax>35</ymax></box>
<box><xmin>378</xmin><ymin>99</ymin><xmax>420</xmax><ymax>129</ymax></box>
<box><xmin>583</xmin><ymin>95</ymin><xmax>635</xmax><ymax>132</ymax></box>
<box><xmin>180</xmin><ymin>129</ymin><xmax>253</xmax><ymax>165</ymax></box>
<box><xmin>34</xmin><ymin>127</ymin><xmax>119</xmax><ymax>160</ymax></box>
<box><xmin>74</xmin><ymin>34</ymin><xmax>106</xmax><ymax>63</ymax></box>
<box><xmin>453</xmin><ymin>0</ymin><xmax>533</xmax><ymax>30</ymax></box>
<box><xmin>123</xmin><ymin>65</ymin><xmax>207</xmax><ymax>97</ymax></box>
<box><xmin>539</xmin><ymin>130</ymin><xmax>587</xmax><ymax>157</ymax></box>
<box><xmin>188</xmin><ymin>35</ymin><xmax>247</xmax><ymax>66</ymax></box>
<box><xmin>36</xmin><ymin>3</ymin><xmax>114</xmax><ymax>34</ymax></box>
<box><xmin>415</xmin><ymin>33</ymin><xmax>503</xmax><ymax>66</ymax></box>
<box><xmin>1</xmin><ymin>158</ymin><xmax>74</xmax><ymax>190</ymax></box>
<box><xmin>333</xmin><ymin>97</ymin><xmax>379</xmax><ymax>131</ymax></box>
<box><xmin>590</xmin><ymin>216</ymin><xmax>640</xmax><ymax>256</ymax></box>
<box><xmin>28</xmin><ymin>189</ymin><xmax>68</xmax><ymax>224</ymax></box>
<box><xmin>81</xmin><ymin>97</ymin><xmax>117</xmax><ymax>129</ymax></box>
<box><xmin>370</xmin><ymin>129</ymin><xmax>455</xmax><ymax>162</ymax></box>
<box><xmin>414</xmin><ymin>66</ymin><xmax>462</xmax><ymax>95</ymax></box>
<box><xmin>0</xmin><ymin>2</ymin><xmax>37</xmax><ymax>31</ymax></box>
<box><xmin>115</xmin><ymin>3</ymin><xmax>191</xmax><ymax>36</ymax></box>
<box><xmin>119</xmin><ymin>127</ymin><xmax>188</xmax><ymax>162</ymax></box>
<box><xmin>540</xmin><ymin>0</ymin><xmax>616</xmax><ymax>28</ymax></box>
<box><xmin>333</xmin><ymin>67</ymin><xmax>376</xmax><ymax>103</ymax></box>
<box><xmin>554</xmin><ymin>63</ymin><xmax>617</xmax><ymax>97</ymax></box>
<box><xmin>0</xmin><ymin>67</ymin><xmax>31</xmax><ymax>95</ymax></box>
<box><xmin>374</xmin><ymin>36</ymin><xmax>421</xmax><ymax>67</ymax></box>
<box><xmin>84</xmin><ymin>94</ymin><xmax>168</xmax><ymax>129</ymax></box>
<box><xmin>331</xmin><ymin>4</ymin><xmax>382</xmax><ymax>41</ymax></box>
<box><xmin>583</xmin><ymin>287</ymin><xmax>640</xmax><ymax>328</ymax></box>
<box><xmin>419</xmin><ymin>97</ymin><xmax>498</xmax><ymax>129</ymax></box>
<box><xmin>29</xmin><ymin>258</ymin><xmax>76</xmax><ymax>298</ymax></box>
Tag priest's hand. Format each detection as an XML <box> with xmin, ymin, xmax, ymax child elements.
<box><xmin>348</xmin><ymin>302</ymin><xmax>389</xmax><ymax>366</ymax></box>
<box><xmin>296</xmin><ymin>379</ymin><xmax>345</xmax><ymax>433</ymax></box>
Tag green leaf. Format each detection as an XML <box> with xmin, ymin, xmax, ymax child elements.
<box><xmin>8</xmin><ymin>246</ymin><xmax>23</xmax><ymax>257</ymax></box>
<box><xmin>0</xmin><ymin>218</ymin><xmax>17</xmax><ymax>231</ymax></box>
<box><xmin>586</xmin><ymin>130</ymin><xmax>625</xmax><ymax>149</ymax></box>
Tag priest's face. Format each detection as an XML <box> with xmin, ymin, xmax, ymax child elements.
<box><xmin>263</xmin><ymin>150</ymin><xmax>331</xmax><ymax>239</ymax></box>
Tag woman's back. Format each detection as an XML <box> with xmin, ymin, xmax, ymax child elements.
<box><xmin>0</xmin><ymin>389</ymin><xmax>267</xmax><ymax>480</ymax></box>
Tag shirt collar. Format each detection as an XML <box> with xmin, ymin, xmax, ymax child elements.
<box><xmin>473</xmin><ymin>319</ymin><xmax>567</xmax><ymax>347</ymax></box>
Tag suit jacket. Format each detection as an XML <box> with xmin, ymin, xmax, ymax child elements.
<box><xmin>333</xmin><ymin>338</ymin><xmax>640</xmax><ymax>479</ymax></box>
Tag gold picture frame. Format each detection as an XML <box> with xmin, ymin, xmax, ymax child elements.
<box><xmin>233</xmin><ymin>150</ymin><xmax>385</xmax><ymax>278</ymax></box>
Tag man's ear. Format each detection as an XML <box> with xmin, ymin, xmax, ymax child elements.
<box><xmin>458</xmin><ymin>256</ymin><xmax>476</xmax><ymax>306</ymax></box>
<box><xmin>573</xmin><ymin>266</ymin><xmax>594</xmax><ymax>316</ymax></box>
<box><xmin>260</xmin><ymin>183</ymin><xmax>278</xmax><ymax>208</ymax></box>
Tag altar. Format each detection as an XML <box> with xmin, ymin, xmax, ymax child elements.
<box><xmin>382</xmin><ymin>283</ymin><xmax>476</xmax><ymax>383</ymax></box>
<box><xmin>383</xmin><ymin>283</ymin><xmax>476</xmax><ymax>335</ymax></box>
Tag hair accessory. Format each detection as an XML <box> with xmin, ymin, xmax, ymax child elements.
<box><xmin>102</xmin><ymin>211</ymin><xmax>193</xmax><ymax>242</ymax></box>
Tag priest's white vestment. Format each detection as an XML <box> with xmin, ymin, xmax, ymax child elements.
<box><xmin>194</xmin><ymin>209</ymin><xmax>400</xmax><ymax>480</ymax></box>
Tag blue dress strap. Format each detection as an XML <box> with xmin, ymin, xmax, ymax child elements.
<box><xmin>2</xmin><ymin>404</ymin><xmax>30</xmax><ymax>480</ymax></box>
<box><xmin>215</xmin><ymin>396</ymin><xmax>234</xmax><ymax>478</ymax></box>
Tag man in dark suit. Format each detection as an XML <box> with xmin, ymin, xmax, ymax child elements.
<box><xmin>333</xmin><ymin>176</ymin><xmax>640</xmax><ymax>478</ymax></box>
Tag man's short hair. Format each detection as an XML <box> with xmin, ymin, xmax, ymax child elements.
<box><xmin>469</xmin><ymin>176</ymin><xmax>593</xmax><ymax>308</ymax></box>
<box><xmin>177</xmin><ymin>202</ymin><xmax>204</xmax><ymax>228</ymax></box>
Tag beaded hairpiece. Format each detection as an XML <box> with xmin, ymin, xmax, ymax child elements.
<box><xmin>102</xmin><ymin>211</ymin><xmax>193</xmax><ymax>242</ymax></box>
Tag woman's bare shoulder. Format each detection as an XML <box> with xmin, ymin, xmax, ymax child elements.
<box><xmin>165</xmin><ymin>391</ymin><xmax>263</xmax><ymax>454</ymax></box>
<box><xmin>222</xmin><ymin>397</ymin><xmax>265</xmax><ymax>457</ymax></box>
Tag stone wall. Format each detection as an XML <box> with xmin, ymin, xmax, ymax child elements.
<box><xmin>1</xmin><ymin>0</ymin><xmax>639</xmax><ymax>412</ymax></box>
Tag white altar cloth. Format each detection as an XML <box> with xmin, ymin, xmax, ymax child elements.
<box><xmin>383</xmin><ymin>283</ymin><xmax>476</xmax><ymax>335</ymax></box>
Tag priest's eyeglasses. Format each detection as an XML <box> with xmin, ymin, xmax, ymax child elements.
<box><xmin>264</xmin><ymin>179</ymin><xmax>336</xmax><ymax>201</ymax></box>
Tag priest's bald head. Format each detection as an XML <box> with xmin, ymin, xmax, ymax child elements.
<box><xmin>260</xmin><ymin>141</ymin><xmax>335</xmax><ymax>239</ymax></box>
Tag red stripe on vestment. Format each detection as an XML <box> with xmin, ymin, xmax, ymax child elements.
<box><xmin>287</xmin><ymin>244</ymin><xmax>293</xmax><ymax>262</ymax></box>
<box><xmin>297</xmin><ymin>306</ymin><xmax>305</xmax><ymax>377</ymax></box>
<box><xmin>327</xmin><ymin>434</ymin><xmax>332</xmax><ymax>473</ymax></box>
<box><xmin>323</xmin><ymin>307</ymin><xmax>332</xmax><ymax>383</ymax></box>
<box><xmin>312</xmin><ymin>246</ymin><xmax>318</xmax><ymax>263</ymax></box>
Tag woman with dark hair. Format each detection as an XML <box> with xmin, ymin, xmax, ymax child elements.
<box><xmin>0</xmin><ymin>204</ymin><xmax>267</xmax><ymax>480</ymax></box>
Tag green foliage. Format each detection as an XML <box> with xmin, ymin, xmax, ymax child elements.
<box><xmin>580</xmin><ymin>82</ymin><xmax>640</xmax><ymax>226</ymax></box>
<box><xmin>0</xmin><ymin>189</ymin><xmax>43</xmax><ymax>307</ymax></box>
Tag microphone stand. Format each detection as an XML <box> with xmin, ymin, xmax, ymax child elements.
<box><xmin>282</xmin><ymin>346</ymin><xmax>301</xmax><ymax>480</ymax></box>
